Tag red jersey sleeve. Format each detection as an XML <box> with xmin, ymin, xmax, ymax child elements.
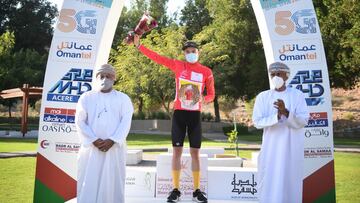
<box><xmin>138</xmin><ymin>45</ymin><xmax>179</xmax><ymax>73</ymax></box>
<box><xmin>204</xmin><ymin>72</ymin><xmax>215</xmax><ymax>103</ymax></box>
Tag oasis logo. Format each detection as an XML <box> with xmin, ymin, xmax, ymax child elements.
<box><xmin>43</xmin><ymin>107</ymin><xmax>76</xmax><ymax>124</ymax></box>
<box><xmin>41</xmin><ymin>124</ymin><xmax>74</xmax><ymax>133</ymax></box>
<box><xmin>275</xmin><ymin>9</ymin><xmax>317</xmax><ymax>35</ymax></box>
<box><xmin>47</xmin><ymin>68</ymin><xmax>92</xmax><ymax>103</ymax></box>
<box><xmin>289</xmin><ymin>70</ymin><xmax>324</xmax><ymax>106</ymax></box>
<box><xmin>306</xmin><ymin>112</ymin><xmax>328</xmax><ymax>128</ymax></box>
<box><xmin>305</xmin><ymin>128</ymin><xmax>329</xmax><ymax>138</ymax></box>
<box><xmin>56</xmin><ymin>41</ymin><xmax>92</xmax><ymax>60</ymax></box>
<box><xmin>57</xmin><ymin>9</ymin><xmax>97</xmax><ymax>34</ymax></box>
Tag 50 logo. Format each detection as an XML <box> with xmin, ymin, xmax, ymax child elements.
<box><xmin>275</xmin><ymin>9</ymin><xmax>317</xmax><ymax>35</ymax></box>
<box><xmin>57</xmin><ymin>9</ymin><xmax>97</xmax><ymax>34</ymax></box>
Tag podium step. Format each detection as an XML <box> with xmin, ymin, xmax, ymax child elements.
<box><xmin>126</xmin><ymin>197</ymin><xmax>257</xmax><ymax>203</ymax></box>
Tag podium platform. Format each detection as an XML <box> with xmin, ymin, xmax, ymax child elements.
<box><xmin>126</xmin><ymin>197</ymin><xmax>257</xmax><ymax>202</ymax></box>
<box><xmin>67</xmin><ymin>151</ymin><xmax>260</xmax><ymax>202</ymax></box>
<box><xmin>67</xmin><ymin>197</ymin><xmax>257</xmax><ymax>203</ymax></box>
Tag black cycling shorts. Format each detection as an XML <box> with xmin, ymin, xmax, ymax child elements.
<box><xmin>171</xmin><ymin>110</ymin><xmax>202</xmax><ymax>148</ymax></box>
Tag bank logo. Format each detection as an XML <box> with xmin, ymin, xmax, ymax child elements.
<box><xmin>275</xmin><ymin>9</ymin><xmax>317</xmax><ymax>35</ymax></box>
<box><xmin>57</xmin><ymin>9</ymin><xmax>97</xmax><ymax>34</ymax></box>
<box><xmin>47</xmin><ymin>68</ymin><xmax>92</xmax><ymax>103</ymax></box>
<box><xmin>289</xmin><ymin>70</ymin><xmax>324</xmax><ymax>106</ymax></box>
<box><xmin>44</xmin><ymin>107</ymin><xmax>76</xmax><ymax>124</ymax></box>
<box><xmin>304</xmin><ymin>147</ymin><xmax>332</xmax><ymax>158</ymax></box>
<box><xmin>55</xmin><ymin>142</ymin><xmax>80</xmax><ymax>153</ymax></box>
<box><xmin>306</xmin><ymin>112</ymin><xmax>328</xmax><ymax>128</ymax></box>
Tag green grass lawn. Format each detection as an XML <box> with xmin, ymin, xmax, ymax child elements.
<box><xmin>1</xmin><ymin>133</ymin><xmax>359</xmax><ymax>153</ymax></box>
<box><xmin>0</xmin><ymin>123</ymin><xmax>39</xmax><ymax>131</ymax></box>
<box><xmin>334</xmin><ymin>152</ymin><xmax>360</xmax><ymax>202</ymax></box>
<box><xmin>0</xmin><ymin>138</ymin><xmax>38</xmax><ymax>152</ymax></box>
<box><xmin>0</xmin><ymin>153</ymin><xmax>358</xmax><ymax>202</ymax></box>
<box><xmin>0</xmin><ymin>134</ymin><xmax>234</xmax><ymax>152</ymax></box>
<box><xmin>0</xmin><ymin>157</ymin><xmax>36</xmax><ymax>203</ymax></box>
<box><xmin>0</xmin><ymin>136</ymin><xmax>359</xmax><ymax>202</ymax></box>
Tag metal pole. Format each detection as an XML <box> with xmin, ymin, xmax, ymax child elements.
<box><xmin>21</xmin><ymin>84</ymin><xmax>29</xmax><ymax>137</ymax></box>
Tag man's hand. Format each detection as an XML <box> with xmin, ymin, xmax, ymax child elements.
<box><xmin>274</xmin><ymin>99</ymin><xmax>289</xmax><ymax>118</ymax></box>
<box><xmin>98</xmin><ymin>139</ymin><xmax>115</xmax><ymax>152</ymax></box>
<box><xmin>93</xmin><ymin>139</ymin><xmax>104</xmax><ymax>148</ymax></box>
<box><xmin>133</xmin><ymin>34</ymin><xmax>140</xmax><ymax>47</ymax></box>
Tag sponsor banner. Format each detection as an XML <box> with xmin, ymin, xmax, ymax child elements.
<box><xmin>274</xmin><ymin>39</ymin><xmax>322</xmax><ymax>64</ymax></box>
<box><xmin>156</xmin><ymin>153</ymin><xmax>208</xmax><ymax>199</ymax></box>
<box><xmin>46</xmin><ymin>68</ymin><xmax>93</xmax><ymax>103</ymax></box>
<box><xmin>34</xmin><ymin>0</ymin><xmax>125</xmax><ymax>202</ymax></box>
<box><xmin>39</xmin><ymin>140</ymin><xmax>80</xmax><ymax>153</ymax></box>
<box><xmin>251</xmin><ymin>0</ymin><xmax>335</xmax><ymax>201</ymax></box>
<box><xmin>43</xmin><ymin>107</ymin><xmax>76</xmax><ymax>124</ymax></box>
<box><xmin>208</xmin><ymin>167</ymin><xmax>258</xmax><ymax>201</ymax></box>
<box><xmin>304</xmin><ymin>147</ymin><xmax>333</xmax><ymax>159</ymax></box>
<box><xmin>125</xmin><ymin>167</ymin><xmax>157</xmax><ymax>198</ymax></box>
<box><xmin>50</xmin><ymin>38</ymin><xmax>96</xmax><ymax>64</ymax></box>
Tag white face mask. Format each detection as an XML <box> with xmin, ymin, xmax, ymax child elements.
<box><xmin>271</xmin><ymin>76</ymin><xmax>285</xmax><ymax>89</ymax></box>
<box><xmin>96</xmin><ymin>77</ymin><xmax>114</xmax><ymax>91</ymax></box>
<box><xmin>185</xmin><ymin>53</ymin><xmax>199</xmax><ymax>63</ymax></box>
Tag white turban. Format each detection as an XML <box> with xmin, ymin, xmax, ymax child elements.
<box><xmin>95</xmin><ymin>64</ymin><xmax>116</xmax><ymax>79</ymax></box>
<box><xmin>268</xmin><ymin>62</ymin><xmax>290</xmax><ymax>74</ymax></box>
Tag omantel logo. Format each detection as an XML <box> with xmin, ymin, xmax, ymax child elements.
<box><xmin>47</xmin><ymin>68</ymin><xmax>92</xmax><ymax>103</ymax></box>
<box><xmin>55</xmin><ymin>41</ymin><xmax>93</xmax><ymax>60</ymax></box>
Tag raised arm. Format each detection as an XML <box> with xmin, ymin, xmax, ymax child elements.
<box><xmin>75</xmin><ymin>95</ymin><xmax>98</xmax><ymax>147</ymax></box>
<box><xmin>133</xmin><ymin>34</ymin><xmax>177</xmax><ymax>72</ymax></box>
<box><xmin>138</xmin><ymin>45</ymin><xmax>177</xmax><ymax>72</ymax></box>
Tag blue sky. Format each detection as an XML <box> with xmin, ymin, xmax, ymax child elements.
<box><xmin>48</xmin><ymin>0</ymin><xmax>186</xmax><ymax>16</ymax></box>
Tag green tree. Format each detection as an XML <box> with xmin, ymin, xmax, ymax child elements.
<box><xmin>0</xmin><ymin>31</ymin><xmax>46</xmax><ymax>117</ymax></box>
<box><xmin>194</xmin><ymin>0</ymin><xmax>268</xmax><ymax>121</ymax></box>
<box><xmin>112</xmin><ymin>0</ymin><xmax>172</xmax><ymax>48</ymax></box>
<box><xmin>149</xmin><ymin>0</ymin><xmax>169</xmax><ymax>27</ymax></box>
<box><xmin>112</xmin><ymin>25</ymin><xmax>186</xmax><ymax>117</ymax></box>
<box><xmin>0</xmin><ymin>0</ymin><xmax>58</xmax><ymax>54</ymax></box>
<box><xmin>112</xmin><ymin>0</ymin><xmax>149</xmax><ymax>47</ymax></box>
<box><xmin>313</xmin><ymin>0</ymin><xmax>360</xmax><ymax>88</ymax></box>
<box><xmin>180</xmin><ymin>0</ymin><xmax>213</xmax><ymax>39</ymax></box>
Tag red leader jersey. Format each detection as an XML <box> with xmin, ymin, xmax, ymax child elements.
<box><xmin>138</xmin><ymin>45</ymin><xmax>215</xmax><ymax>111</ymax></box>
